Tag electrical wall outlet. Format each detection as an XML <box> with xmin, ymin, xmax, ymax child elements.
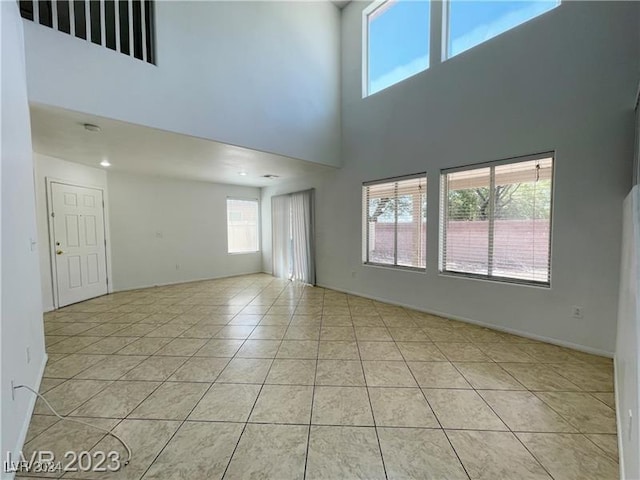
<box><xmin>26</xmin><ymin>346</ymin><xmax>31</xmax><ymax>364</ymax></box>
<box><xmin>11</xmin><ymin>380</ymin><xmax>15</xmax><ymax>401</ymax></box>
<box><xmin>571</xmin><ymin>306</ymin><xmax>583</xmax><ymax>319</ymax></box>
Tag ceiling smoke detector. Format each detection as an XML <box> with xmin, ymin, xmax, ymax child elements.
<box><xmin>263</xmin><ymin>174</ymin><xmax>280</xmax><ymax>179</ymax></box>
<box><xmin>83</xmin><ymin>123</ymin><xmax>101</xmax><ymax>132</ymax></box>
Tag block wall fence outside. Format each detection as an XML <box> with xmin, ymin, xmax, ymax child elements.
<box><xmin>368</xmin><ymin>220</ymin><xmax>549</xmax><ymax>272</ymax></box>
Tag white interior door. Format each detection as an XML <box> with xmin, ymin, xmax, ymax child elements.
<box><xmin>51</xmin><ymin>182</ymin><xmax>108</xmax><ymax>307</ymax></box>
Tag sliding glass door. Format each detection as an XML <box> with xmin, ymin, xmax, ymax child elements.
<box><xmin>271</xmin><ymin>189</ymin><xmax>316</xmax><ymax>285</ymax></box>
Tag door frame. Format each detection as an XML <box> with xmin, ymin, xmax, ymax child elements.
<box><xmin>46</xmin><ymin>177</ymin><xmax>114</xmax><ymax>309</ymax></box>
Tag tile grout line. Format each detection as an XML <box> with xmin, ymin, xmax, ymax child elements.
<box><xmin>302</xmin><ymin>292</ymin><xmax>323</xmax><ymax>480</ymax></box>
<box><xmin>37</xmin><ymin>276</ymin><xmax>617</xmax><ymax>479</ymax></box>
<box><xmin>465</xmin><ymin>372</ymin><xmax>556</xmax><ymax>479</ymax></box>
<box><xmin>217</xmin><ymin>287</ymin><xmax>295</xmax><ymax>480</ymax></box>
<box><xmin>135</xmin><ymin>277</ymin><xmax>282</xmax><ymax>478</ymax></box>
<box><xmin>434</xmin><ymin>330</ymin><xmax>561</xmax><ymax>478</ymax></box>
<box><xmin>440</xmin><ymin>338</ymin><xmax>613</xmax><ymax>478</ymax></box>
<box><xmin>353</xmin><ymin>309</ymin><xmax>389</xmax><ymax>480</ymax></box>
<box><xmin>30</xmin><ymin>414</ymin><xmax>618</xmax><ymax>434</ymax></box>
<box><xmin>390</xmin><ymin>312</ymin><xmax>473</xmax><ymax>480</ymax></box>
<box><xmin>136</xmin><ymin>351</ymin><xmax>234</xmax><ymax>480</ymax></box>
<box><xmin>38</xmin><ymin>280</ymin><xmax>269</xmax><ymax>479</ymax></box>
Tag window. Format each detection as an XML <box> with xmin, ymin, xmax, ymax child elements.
<box><xmin>364</xmin><ymin>0</ymin><xmax>430</xmax><ymax>96</ymax></box>
<box><xmin>363</xmin><ymin>174</ymin><xmax>427</xmax><ymax>269</ymax></box>
<box><xmin>440</xmin><ymin>154</ymin><xmax>553</xmax><ymax>285</ymax></box>
<box><xmin>227</xmin><ymin>198</ymin><xmax>259</xmax><ymax>254</ymax></box>
<box><xmin>446</xmin><ymin>0</ymin><xmax>559</xmax><ymax>59</ymax></box>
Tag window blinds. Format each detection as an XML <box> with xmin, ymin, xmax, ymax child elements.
<box><xmin>271</xmin><ymin>190</ymin><xmax>316</xmax><ymax>285</ymax></box>
<box><xmin>440</xmin><ymin>155</ymin><xmax>553</xmax><ymax>285</ymax></box>
<box><xmin>363</xmin><ymin>174</ymin><xmax>427</xmax><ymax>269</ymax></box>
<box><xmin>227</xmin><ymin>199</ymin><xmax>259</xmax><ymax>254</ymax></box>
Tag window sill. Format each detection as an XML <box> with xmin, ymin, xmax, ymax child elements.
<box><xmin>439</xmin><ymin>270</ymin><xmax>551</xmax><ymax>289</ymax></box>
<box><xmin>363</xmin><ymin>262</ymin><xmax>427</xmax><ymax>274</ymax></box>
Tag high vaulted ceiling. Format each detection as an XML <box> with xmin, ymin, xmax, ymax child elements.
<box><xmin>30</xmin><ymin>104</ymin><xmax>336</xmax><ymax>187</ymax></box>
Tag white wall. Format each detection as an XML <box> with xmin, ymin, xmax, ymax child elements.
<box><xmin>615</xmin><ymin>186</ymin><xmax>640</xmax><ymax>480</ymax></box>
<box><xmin>338</xmin><ymin>0</ymin><xmax>639</xmax><ymax>355</ymax></box>
<box><xmin>34</xmin><ymin>154</ymin><xmax>109</xmax><ymax>311</ymax></box>
<box><xmin>23</xmin><ymin>1</ymin><xmax>341</xmax><ymax>168</ymax></box>
<box><xmin>108</xmin><ymin>172</ymin><xmax>262</xmax><ymax>291</ymax></box>
<box><xmin>1</xmin><ymin>2</ymin><xmax>47</xmax><ymax>471</ymax></box>
<box><xmin>263</xmin><ymin>1</ymin><xmax>640</xmax><ymax>355</ymax></box>
<box><xmin>34</xmin><ymin>156</ymin><xmax>264</xmax><ymax>304</ymax></box>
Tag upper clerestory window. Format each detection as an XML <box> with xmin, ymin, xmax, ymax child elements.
<box><xmin>363</xmin><ymin>0</ymin><xmax>559</xmax><ymax>96</ymax></box>
<box><xmin>446</xmin><ymin>0</ymin><xmax>560</xmax><ymax>59</ymax></box>
<box><xmin>364</xmin><ymin>0</ymin><xmax>431</xmax><ymax>97</ymax></box>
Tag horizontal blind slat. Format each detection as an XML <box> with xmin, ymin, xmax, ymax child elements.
<box><xmin>363</xmin><ymin>174</ymin><xmax>426</xmax><ymax>269</ymax></box>
<box><xmin>440</xmin><ymin>156</ymin><xmax>553</xmax><ymax>285</ymax></box>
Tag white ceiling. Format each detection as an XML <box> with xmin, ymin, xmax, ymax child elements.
<box><xmin>30</xmin><ymin>104</ymin><xmax>336</xmax><ymax>187</ymax></box>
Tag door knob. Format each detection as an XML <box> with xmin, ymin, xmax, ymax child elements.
<box><xmin>56</xmin><ymin>250</ymin><xmax>64</xmax><ymax>255</ymax></box>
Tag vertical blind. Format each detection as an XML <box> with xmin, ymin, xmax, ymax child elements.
<box><xmin>290</xmin><ymin>190</ymin><xmax>316</xmax><ymax>285</ymax></box>
<box><xmin>18</xmin><ymin>0</ymin><xmax>156</xmax><ymax>64</ymax></box>
<box><xmin>271</xmin><ymin>190</ymin><xmax>316</xmax><ymax>285</ymax></box>
<box><xmin>271</xmin><ymin>194</ymin><xmax>292</xmax><ymax>279</ymax></box>
<box><xmin>440</xmin><ymin>154</ymin><xmax>553</xmax><ymax>285</ymax></box>
<box><xmin>363</xmin><ymin>174</ymin><xmax>427</xmax><ymax>269</ymax></box>
<box><xmin>227</xmin><ymin>199</ymin><xmax>259</xmax><ymax>254</ymax></box>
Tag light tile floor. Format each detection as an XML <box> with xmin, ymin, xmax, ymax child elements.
<box><xmin>18</xmin><ymin>274</ymin><xmax>618</xmax><ymax>479</ymax></box>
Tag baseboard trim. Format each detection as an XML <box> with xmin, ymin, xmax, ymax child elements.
<box><xmin>316</xmin><ymin>282</ymin><xmax>614</xmax><ymax>358</ymax></box>
<box><xmin>44</xmin><ymin>271</ymin><xmax>266</xmax><ymax>302</ymax></box>
<box><xmin>8</xmin><ymin>353</ymin><xmax>48</xmax><ymax>478</ymax></box>
<box><xmin>110</xmin><ymin>270</ymin><xmax>267</xmax><ymax>294</ymax></box>
<box><xmin>44</xmin><ymin>269</ymin><xmax>613</xmax><ymax>357</ymax></box>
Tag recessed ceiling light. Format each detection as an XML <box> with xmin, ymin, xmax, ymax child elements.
<box><xmin>100</xmin><ymin>159</ymin><xmax>111</xmax><ymax>167</ymax></box>
<box><xmin>238</xmin><ymin>171</ymin><xmax>248</xmax><ymax>176</ymax></box>
<box><xmin>84</xmin><ymin>123</ymin><xmax>101</xmax><ymax>132</ymax></box>
<box><xmin>263</xmin><ymin>174</ymin><xmax>280</xmax><ymax>179</ymax></box>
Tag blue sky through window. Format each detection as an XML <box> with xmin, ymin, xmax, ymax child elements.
<box><xmin>368</xmin><ymin>0</ymin><xmax>430</xmax><ymax>95</ymax></box>
<box><xmin>448</xmin><ymin>1</ymin><xmax>560</xmax><ymax>58</ymax></box>
<box><xmin>366</xmin><ymin>0</ymin><xmax>559</xmax><ymax>96</ymax></box>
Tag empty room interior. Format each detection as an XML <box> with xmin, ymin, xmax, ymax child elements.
<box><xmin>2</xmin><ymin>0</ymin><xmax>640</xmax><ymax>479</ymax></box>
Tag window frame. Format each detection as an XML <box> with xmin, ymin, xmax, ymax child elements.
<box><xmin>226</xmin><ymin>197</ymin><xmax>260</xmax><ymax>255</ymax></box>
<box><xmin>361</xmin><ymin>0</ymin><xmax>561</xmax><ymax>92</ymax></box>
<box><xmin>362</xmin><ymin>172</ymin><xmax>428</xmax><ymax>272</ymax></box>
<box><xmin>439</xmin><ymin>152</ymin><xmax>555</xmax><ymax>287</ymax></box>
<box><xmin>362</xmin><ymin>0</ymin><xmax>431</xmax><ymax>98</ymax></box>
<box><xmin>442</xmin><ymin>0</ymin><xmax>561</xmax><ymax>61</ymax></box>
